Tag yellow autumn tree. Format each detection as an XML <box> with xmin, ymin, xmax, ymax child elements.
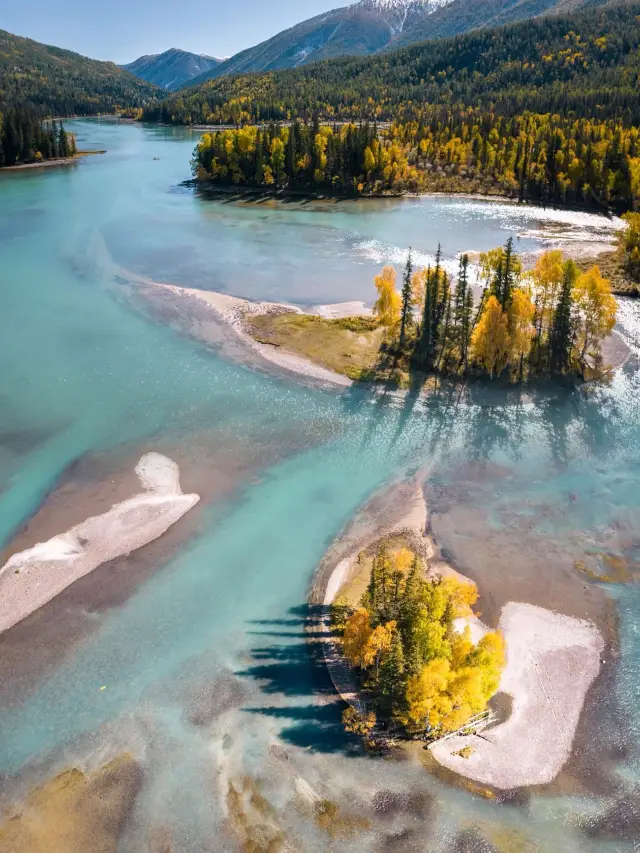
<box><xmin>363</xmin><ymin>620</ymin><xmax>397</xmax><ymax>677</ymax></box>
<box><xmin>404</xmin><ymin>658</ymin><xmax>451</xmax><ymax>731</ymax></box>
<box><xmin>342</xmin><ymin>608</ymin><xmax>372</xmax><ymax>669</ymax></box>
<box><xmin>373</xmin><ymin>266</ymin><xmax>402</xmax><ymax>328</ymax></box>
<box><xmin>411</xmin><ymin>267</ymin><xmax>428</xmax><ymax>306</ymax></box>
<box><xmin>508</xmin><ymin>287</ymin><xmax>536</xmax><ymax>374</ymax></box>
<box><xmin>528</xmin><ymin>249</ymin><xmax>564</xmax><ymax>337</ymax></box>
<box><xmin>573</xmin><ymin>266</ymin><xmax>617</xmax><ymax>360</ymax></box>
<box><xmin>471</xmin><ymin>295</ymin><xmax>511</xmax><ymax>378</ymax></box>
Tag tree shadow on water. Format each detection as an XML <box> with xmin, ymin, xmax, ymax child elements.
<box><xmin>237</xmin><ymin>604</ymin><xmax>360</xmax><ymax>755</ymax></box>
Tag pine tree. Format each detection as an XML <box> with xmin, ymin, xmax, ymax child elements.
<box><xmin>399</xmin><ymin>249</ymin><xmax>413</xmax><ymax>351</ymax></box>
<box><xmin>549</xmin><ymin>260</ymin><xmax>578</xmax><ymax>374</ymax></box>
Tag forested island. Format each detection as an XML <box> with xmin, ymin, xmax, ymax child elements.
<box><xmin>193</xmin><ymin>117</ymin><xmax>639</xmax><ymax>213</ymax></box>
<box><xmin>332</xmin><ymin>544</ymin><xmax>505</xmax><ymax>743</ymax></box>
<box><xmin>248</xmin><ymin>241</ymin><xmax>619</xmax><ymax>387</ymax></box>
<box><xmin>0</xmin><ymin>110</ymin><xmax>76</xmax><ymax>168</ymax></box>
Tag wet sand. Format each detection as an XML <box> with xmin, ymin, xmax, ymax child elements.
<box><xmin>0</xmin><ymin>753</ymin><xmax>141</xmax><ymax>853</ymax></box>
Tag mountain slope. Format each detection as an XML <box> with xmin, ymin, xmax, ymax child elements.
<box><xmin>189</xmin><ymin>0</ymin><xmax>452</xmax><ymax>85</ymax></box>
<box><xmin>143</xmin><ymin>1</ymin><xmax>640</xmax><ymax>124</ymax></box>
<box><xmin>122</xmin><ymin>48</ymin><xmax>222</xmax><ymax>91</ymax></box>
<box><xmin>0</xmin><ymin>29</ymin><xmax>159</xmax><ymax>115</ymax></box>
<box><xmin>188</xmin><ymin>0</ymin><xmax>609</xmax><ymax>86</ymax></box>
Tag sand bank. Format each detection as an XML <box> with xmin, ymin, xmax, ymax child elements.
<box><xmin>430</xmin><ymin>602</ymin><xmax>604</xmax><ymax>789</ymax></box>
<box><xmin>157</xmin><ymin>283</ymin><xmax>355</xmax><ymax>388</ymax></box>
<box><xmin>0</xmin><ymin>453</ymin><xmax>199</xmax><ymax>634</ymax></box>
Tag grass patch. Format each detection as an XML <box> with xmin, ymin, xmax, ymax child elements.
<box><xmin>248</xmin><ymin>312</ymin><xmax>412</xmax><ymax>383</ymax></box>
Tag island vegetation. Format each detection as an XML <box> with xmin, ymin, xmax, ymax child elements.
<box><xmin>332</xmin><ymin>544</ymin><xmax>505</xmax><ymax>741</ymax></box>
<box><xmin>0</xmin><ymin>109</ymin><xmax>76</xmax><ymax>168</ymax></box>
<box><xmin>249</xmin><ymin>241</ymin><xmax>618</xmax><ymax>386</ymax></box>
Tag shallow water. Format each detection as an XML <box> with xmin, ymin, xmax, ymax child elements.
<box><xmin>0</xmin><ymin>120</ymin><xmax>639</xmax><ymax>851</ymax></box>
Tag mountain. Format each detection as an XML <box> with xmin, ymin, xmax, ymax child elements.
<box><xmin>122</xmin><ymin>48</ymin><xmax>223</xmax><ymax>91</ymax></box>
<box><xmin>0</xmin><ymin>29</ymin><xmax>159</xmax><ymax>115</ymax></box>
<box><xmin>187</xmin><ymin>0</ymin><xmax>608</xmax><ymax>86</ymax></box>
<box><xmin>143</xmin><ymin>0</ymin><xmax>640</xmax><ymax>124</ymax></box>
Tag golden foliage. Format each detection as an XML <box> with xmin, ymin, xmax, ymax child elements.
<box><xmin>342</xmin><ymin>608</ymin><xmax>372</xmax><ymax>668</ymax></box>
<box><xmin>373</xmin><ymin>266</ymin><xmax>402</xmax><ymax>327</ymax></box>
<box><xmin>471</xmin><ymin>295</ymin><xmax>511</xmax><ymax>378</ymax></box>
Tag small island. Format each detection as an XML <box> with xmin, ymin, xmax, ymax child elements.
<box><xmin>313</xmin><ymin>483</ymin><xmax>606</xmax><ymax>790</ymax></box>
<box><xmin>248</xmin><ymin>239</ymin><xmax>622</xmax><ymax>389</ymax></box>
<box><xmin>332</xmin><ymin>541</ymin><xmax>505</xmax><ymax>745</ymax></box>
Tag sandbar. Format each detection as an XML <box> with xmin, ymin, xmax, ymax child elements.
<box><xmin>0</xmin><ymin>453</ymin><xmax>199</xmax><ymax>634</ymax></box>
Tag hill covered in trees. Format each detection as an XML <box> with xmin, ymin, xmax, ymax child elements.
<box><xmin>145</xmin><ymin>2</ymin><xmax>640</xmax><ymax>126</ymax></box>
<box><xmin>0</xmin><ymin>29</ymin><xmax>159</xmax><ymax>116</ymax></box>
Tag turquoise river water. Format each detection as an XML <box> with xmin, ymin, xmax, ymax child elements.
<box><xmin>0</xmin><ymin>120</ymin><xmax>639</xmax><ymax>851</ymax></box>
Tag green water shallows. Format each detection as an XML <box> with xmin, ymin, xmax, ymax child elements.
<box><xmin>0</xmin><ymin>120</ymin><xmax>639</xmax><ymax>852</ymax></box>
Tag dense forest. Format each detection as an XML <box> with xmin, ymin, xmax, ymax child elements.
<box><xmin>145</xmin><ymin>3</ymin><xmax>640</xmax><ymax>126</ymax></box>
<box><xmin>0</xmin><ymin>29</ymin><xmax>159</xmax><ymax>116</ymax></box>
<box><xmin>194</xmin><ymin>118</ymin><xmax>640</xmax><ymax>211</ymax></box>
<box><xmin>0</xmin><ymin>110</ymin><xmax>76</xmax><ymax>167</ymax></box>
<box><xmin>334</xmin><ymin>545</ymin><xmax>505</xmax><ymax>739</ymax></box>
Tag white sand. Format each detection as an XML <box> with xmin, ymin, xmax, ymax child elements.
<box><xmin>0</xmin><ymin>453</ymin><xmax>199</xmax><ymax>634</ymax></box>
<box><xmin>430</xmin><ymin>602</ymin><xmax>604</xmax><ymax>788</ymax></box>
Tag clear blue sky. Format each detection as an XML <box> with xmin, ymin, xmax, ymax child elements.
<box><xmin>2</xmin><ymin>0</ymin><xmax>342</xmax><ymax>64</ymax></box>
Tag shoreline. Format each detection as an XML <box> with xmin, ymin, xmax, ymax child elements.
<box><xmin>308</xmin><ymin>479</ymin><xmax>608</xmax><ymax>791</ymax></box>
<box><xmin>189</xmin><ymin>178</ymin><xmax>625</xmax><ymax>218</ymax></box>
<box><xmin>0</xmin><ymin>151</ymin><xmax>106</xmax><ymax>173</ymax></box>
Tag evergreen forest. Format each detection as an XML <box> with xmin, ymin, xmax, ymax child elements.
<box><xmin>0</xmin><ymin>111</ymin><xmax>76</xmax><ymax>168</ymax></box>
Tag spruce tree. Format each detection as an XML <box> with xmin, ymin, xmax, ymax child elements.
<box><xmin>399</xmin><ymin>249</ymin><xmax>413</xmax><ymax>351</ymax></box>
<box><xmin>378</xmin><ymin>631</ymin><xmax>406</xmax><ymax>715</ymax></box>
<box><xmin>550</xmin><ymin>260</ymin><xmax>577</xmax><ymax>373</ymax></box>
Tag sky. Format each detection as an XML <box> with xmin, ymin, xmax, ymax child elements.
<box><xmin>1</xmin><ymin>0</ymin><xmax>343</xmax><ymax>64</ymax></box>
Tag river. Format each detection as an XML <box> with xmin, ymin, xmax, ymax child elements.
<box><xmin>0</xmin><ymin>119</ymin><xmax>638</xmax><ymax>852</ymax></box>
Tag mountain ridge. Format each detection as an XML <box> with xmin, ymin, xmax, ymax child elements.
<box><xmin>186</xmin><ymin>0</ymin><xmax>611</xmax><ymax>87</ymax></box>
<box><xmin>122</xmin><ymin>48</ymin><xmax>223</xmax><ymax>91</ymax></box>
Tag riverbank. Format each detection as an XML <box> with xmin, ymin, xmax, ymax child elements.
<box><xmin>0</xmin><ymin>150</ymin><xmax>106</xmax><ymax>173</ymax></box>
<box><xmin>308</xmin><ymin>479</ymin><xmax>610</xmax><ymax>791</ymax></box>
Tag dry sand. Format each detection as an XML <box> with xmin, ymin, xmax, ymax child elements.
<box><xmin>0</xmin><ymin>453</ymin><xmax>199</xmax><ymax>635</ymax></box>
<box><xmin>430</xmin><ymin>602</ymin><xmax>604</xmax><ymax>789</ymax></box>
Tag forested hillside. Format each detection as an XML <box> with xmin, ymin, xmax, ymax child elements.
<box><xmin>0</xmin><ymin>29</ymin><xmax>159</xmax><ymax>116</ymax></box>
<box><xmin>144</xmin><ymin>2</ymin><xmax>640</xmax><ymax>125</ymax></box>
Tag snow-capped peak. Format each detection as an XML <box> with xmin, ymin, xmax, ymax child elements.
<box><xmin>355</xmin><ymin>0</ymin><xmax>453</xmax><ymax>11</ymax></box>
<box><xmin>354</xmin><ymin>0</ymin><xmax>454</xmax><ymax>32</ymax></box>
